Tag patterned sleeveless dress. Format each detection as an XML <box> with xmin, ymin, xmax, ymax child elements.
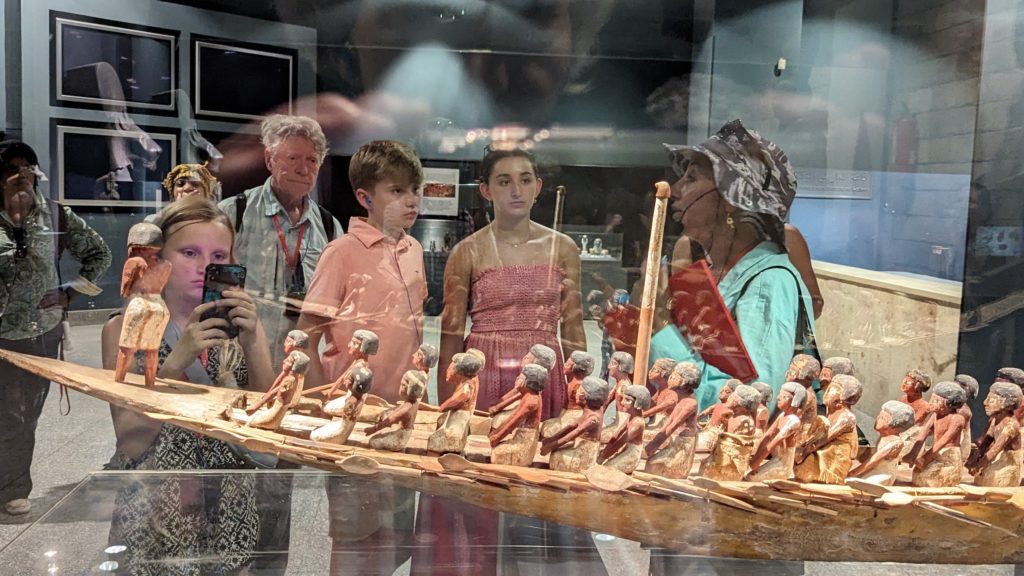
<box><xmin>466</xmin><ymin>265</ymin><xmax>567</xmax><ymax>419</ymax></box>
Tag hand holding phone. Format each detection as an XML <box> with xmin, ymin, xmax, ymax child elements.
<box><xmin>201</xmin><ymin>264</ymin><xmax>247</xmax><ymax>339</ymax></box>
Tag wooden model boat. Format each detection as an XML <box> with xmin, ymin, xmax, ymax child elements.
<box><xmin>4</xmin><ymin>349</ymin><xmax>1023</xmax><ymax>566</ymax></box>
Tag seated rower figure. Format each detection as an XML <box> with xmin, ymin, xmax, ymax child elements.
<box><xmin>848</xmin><ymin>401</ymin><xmax>916</xmax><ymax>485</ymax></box>
<box><xmin>643</xmin><ymin>365</ymin><xmax>701</xmax><ymax>479</ymax></box>
<box><xmin>751</xmin><ymin>381</ymin><xmax>773</xmax><ymax>433</ymax></box>
<box><xmin>427</xmin><ymin>352</ymin><xmax>484</xmax><ymax>454</ymax></box>
<box><xmin>541</xmin><ymin>377</ymin><xmax>609</xmax><ymax>473</ymax></box>
<box><xmin>364</xmin><ymin>370</ymin><xmax>428</xmax><ymax>452</ymax></box>
<box><xmin>747</xmin><ymin>382</ymin><xmax>806</xmax><ymax>481</ymax></box>
<box><xmin>303</xmin><ymin>329</ymin><xmax>380</xmax><ymax>400</ymax></box>
<box><xmin>489</xmin><ymin>364</ymin><xmax>547</xmax><ymax>466</ymax></box>
<box><xmin>244</xmin><ymin>330</ymin><xmax>310</xmax><ymax>413</ymax></box>
<box><xmin>967</xmin><ymin>382</ymin><xmax>1024</xmax><ymax>487</ymax></box>
<box><xmin>540</xmin><ymin>350</ymin><xmax>595</xmax><ymax>437</ymax></box>
<box><xmin>310</xmin><ymin>366</ymin><xmax>374</xmax><ymax>445</ymax></box>
<box><xmin>910</xmin><ymin>381</ymin><xmax>967</xmax><ymax>487</ymax></box>
<box><xmin>598</xmin><ymin>385</ymin><xmax>653</xmax><ymax>474</ymax></box>
<box><xmin>412</xmin><ymin>343</ymin><xmax>439</xmax><ymax>374</ymax></box>
<box><xmin>899</xmin><ymin>368</ymin><xmax>933</xmax><ymax>426</ymax></box>
<box><xmin>600</xmin><ymin>351</ymin><xmax>636</xmax><ymax>442</ymax></box>
<box><xmin>698</xmin><ymin>378</ymin><xmax>742</xmax><ymax>429</ymax></box>
<box><xmin>490</xmin><ymin>344</ymin><xmax>557</xmax><ymax>429</ymax></box>
<box><xmin>955</xmin><ymin>374</ymin><xmax>980</xmax><ymax>459</ymax></box>
<box><xmin>699</xmin><ymin>384</ymin><xmax>760</xmax><ymax>481</ymax></box>
<box><xmin>787</xmin><ymin>355</ymin><xmax>829</xmax><ymax>483</ymax></box>
<box><xmin>643</xmin><ymin>362</ymin><xmax>699</xmax><ymax>430</ymax></box>
<box><xmin>991</xmin><ymin>367</ymin><xmax>1024</xmax><ymax>422</ymax></box>
<box><xmin>796</xmin><ymin>374</ymin><xmax>862</xmax><ymax>484</ymax></box>
<box><xmin>819</xmin><ymin>356</ymin><xmax>855</xmax><ymax>400</ymax></box>
<box><xmin>247</xmin><ymin>352</ymin><xmax>310</xmax><ymax>431</ymax></box>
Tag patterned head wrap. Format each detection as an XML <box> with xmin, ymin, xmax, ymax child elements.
<box><xmin>664</xmin><ymin>119</ymin><xmax>797</xmax><ymax>222</ymax></box>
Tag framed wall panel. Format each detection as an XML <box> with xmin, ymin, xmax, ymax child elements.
<box><xmin>52</xmin><ymin>11</ymin><xmax>177</xmax><ymax>113</ymax></box>
<box><xmin>193</xmin><ymin>37</ymin><xmax>296</xmax><ymax>121</ymax></box>
<box><xmin>53</xmin><ymin>119</ymin><xmax>177</xmax><ymax>208</ymax></box>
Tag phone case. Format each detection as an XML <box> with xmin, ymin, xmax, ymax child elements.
<box><xmin>201</xmin><ymin>264</ymin><xmax>247</xmax><ymax>339</ymax></box>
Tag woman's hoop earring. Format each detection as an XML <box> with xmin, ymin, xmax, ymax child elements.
<box><xmin>726</xmin><ymin>214</ymin><xmax>735</xmax><ymax>230</ymax></box>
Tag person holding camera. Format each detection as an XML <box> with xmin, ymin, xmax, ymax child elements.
<box><xmin>0</xmin><ymin>140</ymin><xmax>111</xmax><ymax>518</ymax></box>
<box><xmin>99</xmin><ymin>195</ymin><xmax>273</xmax><ymax>574</ymax></box>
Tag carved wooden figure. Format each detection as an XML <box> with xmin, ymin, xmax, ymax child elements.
<box><xmin>747</xmin><ymin>382</ymin><xmax>806</xmax><ymax>481</ymax></box>
<box><xmin>491</xmin><ymin>344</ymin><xmax>556</xmax><ymax>430</ymax></box>
<box><xmin>643</xmin><ymin>366</ymin><xmax>701</xmax><ymax>478</ymax></box>
<box><xmin>599</xmin><ymin>385</ymin><xmax>652</xmax><ymax>474</ymax></box>
<box><xmin>310</xmin><ymin>365</ymin><xmax>374</xmax><ymax>445</ymax></box>
<box><xmin>699</xmin><ymin>384</ymin><xmax>760</xmax><ymax>481</ymax></box>
<box><xmin>993</xmin><ymin>367</ymin><xmax>1024</xmax><ymax>422</ymax></box>
<box><xmin>955</xmin><ymin>373</ymin><xmax>979</xmax><ymax>459</ymax></box>
<box><xmin>601</xmin><ymin>351</ymin><xmax>636</xmax><ymax>438</ymax></box>
<box><xmin>246</xmin><ymin>330</ymin><xmax>310</xmax><ymax>414</ymax></box>
<box><xmin>898</xmin><ymin>369</ymin><xmax>933</xmax><ymax>425</ymax></box>
<box><xmin>784</xmin><ymin>355</ymin><xmax>827</xmax><ymax>483</ymax></box>
<box><xmin>848</xmin><ymin>401</ymin><xmax>915</xmax><ymax>485</ymax></box>
<box><xmin>541</xmin><ymin>350</ymin><xmax>594</xmax><ymax>437</ymax></box>
<box><xmin>301</xmin><ymin>329</ymin><xmax>379</xmax><ymax>400</ymax></box>
<box><xmin>697</xmin><ymin>378</ymin><xmax>741</xmax><ymax>430</ymax></box>
<box><xmin>364</xmin><ymin>370</ymin><xmax>427</xmax><ymax>451</ymax></box>
<box><xmin>541</xmin><ymin>376</ymin><xmax>609</xmax><ymax>472</ymax></box>
<box><xmin>412</xmin><ymin>342</ymin><xmax>439</xmax><ymax>373</ymax></box>
<box><xmin>966</xmin><ymin>382</ymin><xmax>1023</xmax><ymax>487</ymax></box>
<box><xmin>247</xmin><ymin>352</ymin><xmax>310</xmax><ymax>430</ymax></box>
<box><xmin>751</xmin><ymin>381</ymin><xmax>773</xmax><ymax>433</ymax></box>
<box><xmin>819</xmin><ymin>356</ymin><xmax>854</xmax><ymax>402</ymax></box>
<box><xmin>643</xmin><ymin>361</ymin><xmax>696</xmax><ymax>428</ymax></box>
<box><xmin>795</xmin><ymin>375</ymin><xmax>862</xmax><ymax>484</ymax></box>
<box><xmin>428</xmin><ymin>352</ymin><xmax>484</xmax><ymax>454</ymax></box>
<box><xmin>910</xmin><ymin>381</ymin><xmax>967</xmax><ymax>487</ymax></box>
<box><xmin>489</xmin><ymin>364</ymin><xmax>547</xmax><ymax>466</ymax></box>
<box><xmin>114</xmin><ymin>222</ymin><xmax>172</xmax><ymax>388</ymax></box>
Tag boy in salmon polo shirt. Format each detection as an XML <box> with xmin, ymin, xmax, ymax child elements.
<box><xmin>298</xmin><ymin>140</ymin><xmax>426</xmax><ymax>576</ymax></box>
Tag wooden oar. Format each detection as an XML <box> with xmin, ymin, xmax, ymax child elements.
<box><xmin>847</xmin><ymin>477</ymin><xmax>1019</xmax><ymax>538</ymax></box>
<box><xmin>437</xmin><ymin>453</ymin><xmax>574</xmax><ymax>490</ymax></box>
<box><xmin>633</xmin><ymin>181</ymin><xmax>672</xmax><ymax>389</ymax></box>
<box><xmin>584</xmin><ymin>465</ymin><xmax>636</xmax><ymax>492</ymax></box>
<box><xmin>552</xmin><ymin>185</ymin><xmax>566</xmax><ymax>231</ymax></box>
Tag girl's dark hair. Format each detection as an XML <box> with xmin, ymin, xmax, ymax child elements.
<box><xmin>479</xmin><ymin>145</ymin><xmax>537</xmax><ymax>183</ymax></box>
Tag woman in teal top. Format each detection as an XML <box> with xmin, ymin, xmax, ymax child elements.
<box><xmin>650</xmin><ymin>120</ymin><xmax>815</xmax><ymax>411</ymax></box>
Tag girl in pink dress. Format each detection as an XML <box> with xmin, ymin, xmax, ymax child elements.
<box><xmin>439</xmin><ymin>146</ymin><xmax>585</xmax><ymax>419</ymax></box>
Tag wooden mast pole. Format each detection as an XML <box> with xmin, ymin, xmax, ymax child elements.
<box><xmin>632</xmin><ymin>181</ymin><xmax>671</xmax><ymax>389</ymax></box>
<box><xmin>552</xmin><ymin>185</ymin><xmax>566</xmax><ymax>231</ymax></box>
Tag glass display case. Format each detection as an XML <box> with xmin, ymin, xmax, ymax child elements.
<box><xmin>2</xmin><ymin>0</ymin><xmax>1024</xmax><ymax>573</ymax></box>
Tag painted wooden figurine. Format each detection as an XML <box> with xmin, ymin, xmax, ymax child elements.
<box><xmin>910</xmin><ymin>381</ymin><xmax>967</xmax><ymax>487</ymax></box>
<box><xmin>245</xmin><ymin>330</ymin><xmax>310</xmax><ymax>413</ymax></box>
<box><xmin>645</xmin><ymin>358</ymin><xmax>677</xmax><ymax>410</ymax></box>
<box><xmin>899</xmin><ymin>368</ymin><xmax>933</xmax><ymax>426</ymax></box>
<box><xmin>785</xmin><ymin>354</ymin><xmax>826</xmax><ymax>483</ymax></box>
<box><xmin>966</xmin><ymin>382</ymin><xmax>1023</xmax><ymax>487</ymax></box>
<box><xmin>247</xmin><ymin>352</ymin><xmax>310</xmax><ymax>430</ymax></box>
<box><xmin>599</xmin><ymin>385</ymin><xmax>653</xmax><ymax>474</ymax></box>
<box><xmin>310</xmin><ymin>365</ymin><xmax>374</xmax><ymax>445</ymax></box>
<box><xmin>747</xmin><ymin>382</ymin><xmax>806</xmax><ymax>481</ymax></box>
<box><xmin>698</xmin><ymin>378</ymin><xmax>741</xmax><ymax>429</ymax></box>
<box><xmin>643</xmin><ymin>361</ymin><xmax>696</xmax><ymax>429</ymax></box>
<box><xmin>819</xmin><ymin>356</ymin><xmax>854</xmax><ymax>400</ymax></box>
<box><xmin>795</xmin><ymin>375</ymin><xmax>862</xmax><ymax>484</ymax></box>
<box><xmin>698</xmin><ymin>384</ymin><xmax>760</xmax><ymax>481</ymax></box>
<box><xmin>490</xmin><ymin>344</ymin><xmax>556</xmax><ymax>430</ymax></box>
<box><xmin>601</xmin><ymin>351</ymin><xmax>636</xmax><ymax>433</ymax></box>
<box><xmin>364</xmin><ymin>369</ymin><xmax>427</xmax><ymax>451</ymax></box>
<box><xmin>847</xmin><ymin>400</ymin><xmax>916</xmax><ymax>485</ymax></box>
<box><xmin>301</xmin><ymin>329</ymin><xmax>379</xmax><ymax>401</ymax></box>
<box><xmin>428</xmin><ymin>352</ymin><xmax>484</xmax><ymax>454</ymax></box>
<box><xmin>751</xmin><ymin>381</ymin><xmax>773</xmax><ymax>433</ymax></box>
<box><xmin>541</xmin><ymin>350</ymin><xmax>595</xmax><ymax>437</ymax></box>
<box><xmin>541</xmin><ymin>376</ymin><xmax>609</xmax><ymax>472</ymax></box>
<box><xmin>955</xmin><ymin>373</ymin><xmax>979</xmax><ymax>459</ymax></box>
<box><xmin>114</xmin><ymin>222</ymin><xmax>172</xmax><ymax>388</ymax></box>
<box><xmin>994</xmin><ymin>367</ymin><xmax>1024</xmax><ymax>422</ymax></box>
<box><xmin>643</xmin><ymin>363</ymin><xmax>701</xmax><ymax>478</ymax></box>
<box><xmin>412</xmin><ymin>343</ymin><xmax>439</xmax><ymax>373</ymax></box>
<box><xmin>489</xmin><ymin>364</ymin><xmax>547</xmax><ymax>466</ymax></box>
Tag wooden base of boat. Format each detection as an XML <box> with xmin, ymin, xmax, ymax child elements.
<box><xmin>4</xmin><ymin>350</ymin><xmax>1023</xmax><ymax>565</ymax></box>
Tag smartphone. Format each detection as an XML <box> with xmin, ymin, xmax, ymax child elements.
<box><xmin>201</xmin><ymin>264</ymin><xmax>247</xmax><ymax>339</ymax></box>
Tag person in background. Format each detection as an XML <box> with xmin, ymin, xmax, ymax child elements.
<box><xmin>0</xmin><ymin>140</ymin><xmax>111</xmax><ymax>517</ymax></box>
<box><xmin>144</xmin><ymin>163</ymin><xmax>221</xmax><ymax>224</ymax></box>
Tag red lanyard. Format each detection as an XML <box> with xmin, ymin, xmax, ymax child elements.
<box><xmin>273</xmin><ymin>215</ymin><xmax>305</xmax><ymax>269</ymax></box>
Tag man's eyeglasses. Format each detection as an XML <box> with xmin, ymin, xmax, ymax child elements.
<box><xmin>3</xmin><ymin>163</ymin><xmax>36</xmax><ymax>177</ymax></box>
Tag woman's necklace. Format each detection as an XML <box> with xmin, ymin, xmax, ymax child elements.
<box><xmin>489</xmin><ymin>226</ymin><xmax>531</xmax><ymax>248</ymax></box>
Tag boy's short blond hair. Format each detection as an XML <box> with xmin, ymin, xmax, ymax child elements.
<box><xmin>349</xmin><ymin>140</ymin><xmax>424</xmax><ymax>192</ymax></box>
